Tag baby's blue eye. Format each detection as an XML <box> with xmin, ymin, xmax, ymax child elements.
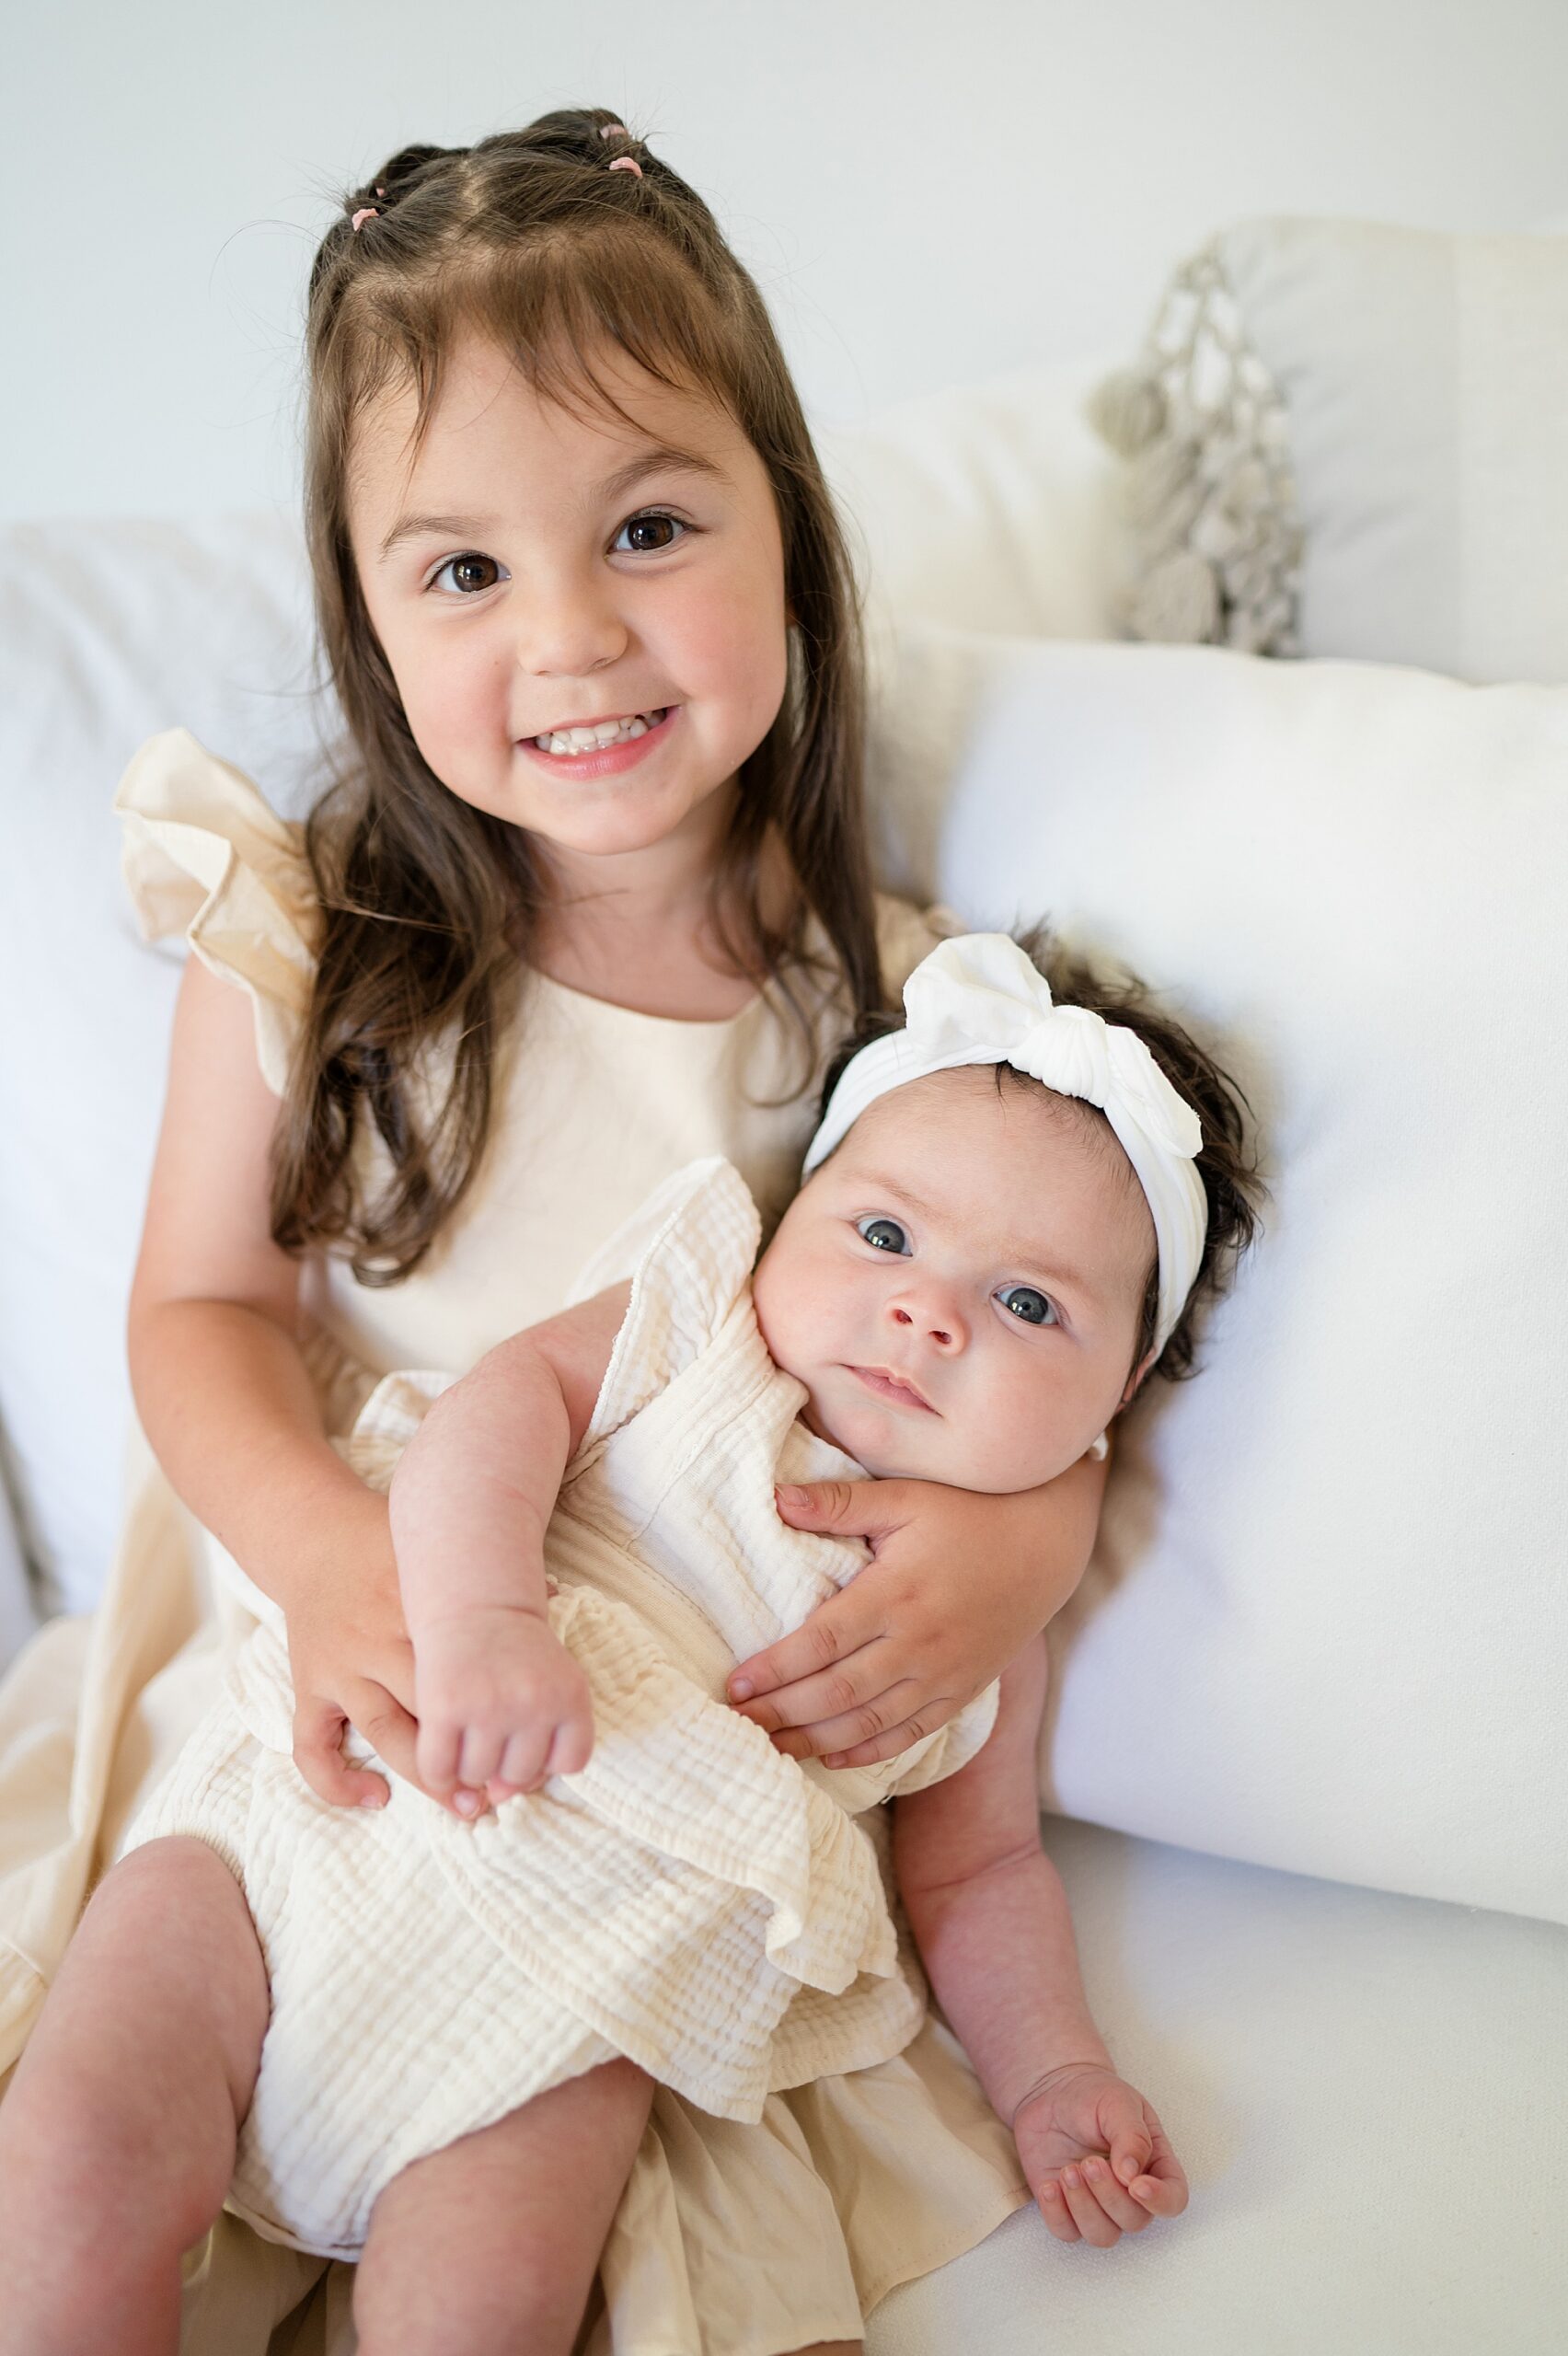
<box><xmin>613</xmin><ymin>511</ymin><xmax>686</xmax><ymax>554</ymax></box>
<box><xmin>998</xmin><ymin>1286</ymin><xmax>1057</xmax><ymax>1327</ymax></box>
<box><xmin>431</xmin><ymin>553</ymin><xmax>504</xmax><ymax>596</ymax></box>
<box><xmin>857</xmin><ymin>1217</ymin><xmax>909</xmax><ymax>1255</ymax></box>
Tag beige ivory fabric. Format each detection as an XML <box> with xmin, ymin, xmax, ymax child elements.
<box><xmin>0</xmin><ymin>730</ymin><xmax>1029</xmax><ymax>2350</ymax></box>
<box><xmin>120</xmin><ymin>1156</ymin><xmax>999</xmax><ymax>2259</ymax></box>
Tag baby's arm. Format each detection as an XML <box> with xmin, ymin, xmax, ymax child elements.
<box><xmin>386</xmin><ymin>1283</ymin><xmax>628</xmax><ymax>1808</ymax></box>
<box><xmin>893</xmin><ymin>1634</ymin><xmax>1189</xmax><ymax>2245</ymax></box>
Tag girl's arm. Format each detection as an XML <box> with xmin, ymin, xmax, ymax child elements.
<box><xmin>130</xmin><ymin>954</ymin><xmax>427</xmax><ymax>1810</ymax></box>
<box><xmin>728</xmin><ymin>1451</ymin><xmax>1107</xmax><ymax>1764</ymax></box>
<box><xmin>894</xmin><ymin>1634</ymin><xmax>1188</xmax><ymax>2242</ymax></box>
<box><xmin>385</xmin><ymin>1285</ymin><xmax>628</xmax><ymax>1806</ymax></box>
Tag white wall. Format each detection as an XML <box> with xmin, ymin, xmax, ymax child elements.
<box><xmin>6</xmin><ymin>0</ymin><xmax>1566</xmax><ymax>524</ymax></box>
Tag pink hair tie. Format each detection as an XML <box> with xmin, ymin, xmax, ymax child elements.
<box><xmin>607</xmin><ymin>156</ymin><xmax>642</xmax><ymax>178</ymax></box>
<box><xmin>599</xmin><ymin>122</ymin><xmax>630</xmax><ymax>140</ymax></box>
<box><xmin>351</xmin><ymin>206</ymin><xmax>379</xmax><ymax>232</ymax></box>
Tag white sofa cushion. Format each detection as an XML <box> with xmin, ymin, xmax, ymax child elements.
<box><xmin>870</xmin><ymin>1820</ymin><xmax>1567</xmax><ymax>2355</ymax></box>
<box><xmin>867</xmin><ymin>620</ymin><xmax>1568</xmax><ymax>1926</ymax></box>
<box><xmin>0</xmin><ymin>515</ymin><xmax>330</xmax><ymax>1622</ymax></box>
<box><xmin>819</xmin><ymin>355</ymin><xmax>1119</xmax><ymax>643</ymax></box>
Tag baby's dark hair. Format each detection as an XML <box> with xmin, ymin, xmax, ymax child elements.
<box><xmin>817</xmin><ymin>923</ymin><xmax>1263</xmax><ymax>1388</ymax></box>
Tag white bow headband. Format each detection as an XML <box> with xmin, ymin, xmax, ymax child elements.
<box><xmin>802</xmin><ymin>934</ymin><xmax>1207</xmax><ymax>1359</ymax></box>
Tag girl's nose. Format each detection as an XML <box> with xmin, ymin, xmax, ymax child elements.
<box><xmin>513</xmin><ymin>573</ymin><xmax>629</xmax><ymax>681</ymax></box>
<box><xmin>887</xmin><ymin>1296</ymin><xmax>966</xmax><ymax>1351</ymax></box>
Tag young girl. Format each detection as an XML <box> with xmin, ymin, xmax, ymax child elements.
<box><xmin>0</xmin><ymin>113</ymin><xmax>1107</xmax><ymax>2356</ymax></box>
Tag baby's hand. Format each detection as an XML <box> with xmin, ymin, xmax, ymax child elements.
<box><xmin>1011</xmin><ymin>2062</ymin><xmax>1189</xmax><ymax>2246</ymax></box>
<box><xmin>412</xmin><ymin>1601</ymin><xmax>594</xmax><ymax>1815</ymax></box>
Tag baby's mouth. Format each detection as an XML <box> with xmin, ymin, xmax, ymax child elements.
<box><xmin>846</xmin><ymin>1364</ymin><xmax>937</xmax><ymax>1414</ymax></box>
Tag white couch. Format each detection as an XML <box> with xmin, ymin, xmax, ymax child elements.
<box><xmin>1</xmin><ymin>356</ymin><xmax>1563</xmax><ymax>2354</ymax></box>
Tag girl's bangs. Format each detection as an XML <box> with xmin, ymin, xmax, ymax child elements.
<box><xmin>347</xmin><ymin>229</ymin><xmax>746</xmax><ymax>467</ymax></box>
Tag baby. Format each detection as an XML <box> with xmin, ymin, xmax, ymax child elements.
<box><xmin>113</xmin><ymin>930</ymin><xmax>1256</xmax><ymax>2320</ymax></box>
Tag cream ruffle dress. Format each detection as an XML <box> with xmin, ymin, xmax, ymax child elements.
<box><xmin>119</xmin><ymin>1154</ymin><xmax>1002</xmax><ymax>2261</ymax></box>
<box><xmin>0</xmin><ymin>730</ymin><xmax>1032</xmax><ymax>2356</ymax></box>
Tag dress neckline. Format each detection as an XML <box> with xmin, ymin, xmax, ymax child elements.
<box><xmin>528</xmin><ymin>964</ymin><xmax>764</xmax><ymax>1032</ymax></box>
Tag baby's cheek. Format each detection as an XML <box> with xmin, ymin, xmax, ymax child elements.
<box><xmin>964</xmin><ymin>1382</ymin><xmax>1078</xmax><ymax>1493</ymax></box>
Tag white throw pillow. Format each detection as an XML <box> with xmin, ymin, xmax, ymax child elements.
<box><xmin>818</xmin><ymin>355</ymin><xmax>1119</xmax><ymax>645</ymax></box>
<box><xmin>1090</xmin><ymin>217</ymin><xmax>1568</xmax><ymax>686</ymax></box>
<box><xmin>866</xmin><ymin>620</ymin><xmax>1568</xmax><ymax>1926</ymax></box>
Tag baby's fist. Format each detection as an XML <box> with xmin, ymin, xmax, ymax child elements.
<box><xmin>412</xmin><ymin>1605</ymin><xmax>593</xmax><ymax>1813</ymax></box>
<box><xmin>1011</xmin><ymin>2063</ymin><xmax>1189</xmax><ymax>2246</ymax></box>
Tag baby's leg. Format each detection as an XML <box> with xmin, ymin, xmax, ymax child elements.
<box><xmin>352</xmin><ymin>2055</ymin><xmax>655</xmax><ymax>2356</ymax></box>
<box><xmin>0</xmin><ymin>1834</ymin><xmax>269</xmax><ymax>2356</ymax></box>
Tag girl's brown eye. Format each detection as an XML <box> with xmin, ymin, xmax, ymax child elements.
<box><xmin>615</xmin><ymin>512</ymin><xmax>686</xmax><ymax>555</ymax></box>
<box><xmin>432</xmin><ymin>553</ymin><xmax>502</xmax><ymax>595</ymax></box>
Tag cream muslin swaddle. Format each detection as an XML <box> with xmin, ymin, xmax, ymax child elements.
<box><xmin>118</xmin><ymin>1156</ymin><xmax>999</xmax><ymax>2260</ymax></box>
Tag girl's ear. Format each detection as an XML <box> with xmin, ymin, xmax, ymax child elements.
<box><xmin>1119</xmin><ymin>1349</ymin><xmax>1158</xmax><ymax>1412</ymax></box>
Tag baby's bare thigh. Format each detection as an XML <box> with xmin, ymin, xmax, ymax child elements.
<box><xmin>354</xmin><ymin>2057</ymin><xmax>655</xmax><ymax>2356</ymax></box>
<box><xmin>31</xmin><ymin>1834</ymin><xmax>268</xmax><ymax>2122</ymax></box>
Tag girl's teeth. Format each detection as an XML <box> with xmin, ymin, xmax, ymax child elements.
<box><xmin>535</xmin><ymin>708</ymin><xmax>665</xmax><ymax>756</ymax></box>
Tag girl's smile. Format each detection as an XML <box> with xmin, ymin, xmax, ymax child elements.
<box><xmin>518</xmin><ymin>700</ymin><xmax>681</xmax><ymax>781</ymax></box>
<box><xmin>347</xmin><ymin>331</ymin><xmax>790</xmax><ymax>884</ymax></box>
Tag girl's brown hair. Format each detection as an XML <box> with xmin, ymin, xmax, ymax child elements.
<box><xmin>817</xmin><ymin>923</ymin><xmax>1265</xmax><ymax>1390</ymax></box>
<box><xmin>274</xmin><ymin>110</ymin><xmax>883</xmax><ymax>1284</ymax></box>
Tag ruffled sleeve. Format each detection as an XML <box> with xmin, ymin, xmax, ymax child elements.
<box><xmin>114</xmin><ymin>726</ymin><xmax>321</xmax><ymax>1096</ymax></box>
<box><xmin>579</xmin><ymin>1157</ymin><xmax>762</xmax><ymax>1448</ymax></box>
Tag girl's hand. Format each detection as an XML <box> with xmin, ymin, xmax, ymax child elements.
<box><xmin>282</xmin><ymin>1489</ymin><xmax>480</xmax><ymax>1820</ymax></box>
<box><xmin>412</xmin><ymin>1600</ymin><xmax>594</xmax><ymax>1811</ymax></box>
<box><xmin>1011</xmin><ymin>2063</ymin><xmax>1189</xmax><ymax>2246</ymax></box>
<box><xmin>283</xmin><ymin>1490</ymin><xmax>429</xmax><ymax>1811</ymax></box>
<box><xmin>726</xmin><ymin>1469</ymin><xmax>1102</xmax><ymax>1766</ymax></box>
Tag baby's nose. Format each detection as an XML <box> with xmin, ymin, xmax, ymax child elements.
<box><xmin>889</xmin><ymin>1300</ymin><xmax>962</xmax><ymax>1349</ymax></box>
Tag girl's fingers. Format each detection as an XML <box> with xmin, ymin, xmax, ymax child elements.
<box><xmin>728</xmin><ymin>1622</ymin><xmax>889</xmax><ymax>1726</ymax></box>
<box><xmin>727</xmin><ymin>1583</ymin><xmax>888</xmax><ymax>1709</ymax></box>
<box><xmin>816</xmin><ymin>1704</ymin><xmax>963</xmax><ymax>1771</ymax></box>
<box><xmin>1055</xmin><ymin>2165</ymin><xmax>1120</xmax><ymax>2247</ymax></box>
<box><xmin>294</xmin><ymin>1697</ymin><xmax>391</xmax><ymax>1810</ymax></box>
<box><xmin>349</xmin><ymin>1688</ymin><xmax>425</xmax><ymax>1791</ymax></box>
<box><xmin>762</xmin><ymin>1673</ymin><xmax>926</xmax><ymax>1760</ymax></box>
